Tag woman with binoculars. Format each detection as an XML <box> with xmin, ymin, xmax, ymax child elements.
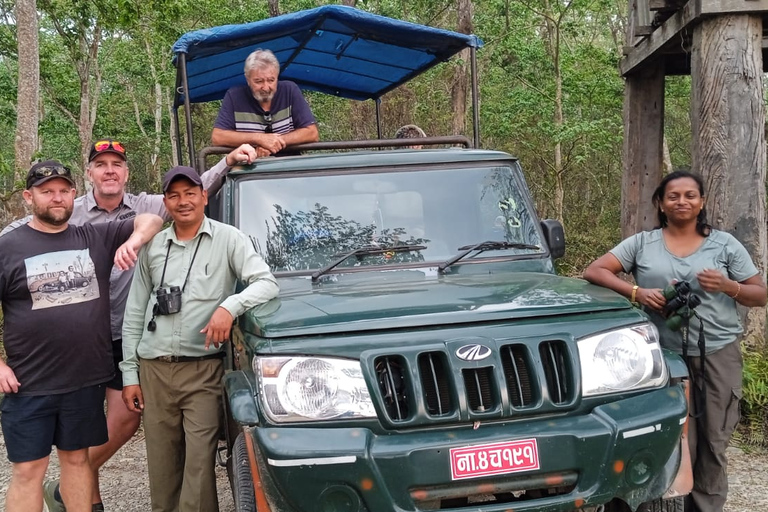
<box><xmin>584</xmin><ymin>170</ymin><xmax>766</xmax><ymax>512</ymax></box>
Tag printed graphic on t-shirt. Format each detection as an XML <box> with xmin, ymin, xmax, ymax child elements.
<box><xmin>25</xmin><ymin>249</ymin><xmax>100</xmax><ymax>309</ymax></box>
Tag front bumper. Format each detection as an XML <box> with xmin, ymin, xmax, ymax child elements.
<box><xmin>244</xmin><ymin>384</ymin><xmax>687</xmax><ymax>512</ymax></box>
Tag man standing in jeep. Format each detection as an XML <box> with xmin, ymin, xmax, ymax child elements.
<box><xmin>211</xmin><ymin>48</ymin><xmax>319</xmax><ymax>157</ymax></box>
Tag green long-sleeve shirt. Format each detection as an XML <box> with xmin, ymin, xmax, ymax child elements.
<box><xmin>120</xmin><ymin>216</ymin><xmax>278</xmax><ymax>386</ymax></box>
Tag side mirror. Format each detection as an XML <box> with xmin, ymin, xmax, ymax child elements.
<box><xmin>540</xmin><ymin>219</ymin><xmax>565</xmax><ymax>259</ymax></box>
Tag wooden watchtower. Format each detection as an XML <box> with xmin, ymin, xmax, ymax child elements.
<box><xmin>621</xmin><ymin>0</ymin><xmax>768</xmax><ymax>341</ymax></box>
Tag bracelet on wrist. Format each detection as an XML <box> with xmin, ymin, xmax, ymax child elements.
<box><xmin>728</xmin><ymin>282</ymin><xmax>741</xmax><ymax>300</ymax></box>
<box><xmin>630</xmin><ymin>285</ymin><xmax>639</xmax><ymax>303</ymax></box>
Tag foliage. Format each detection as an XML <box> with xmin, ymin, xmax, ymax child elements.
<box><xmin>740</xmin><ymin>346</ymin><xmax>768</xmax><ymax>447</ymax></box>
<box><xmin>258</xmin><ymin>203</ymin><xmax>428</xmax><ymax>271</ymax></box>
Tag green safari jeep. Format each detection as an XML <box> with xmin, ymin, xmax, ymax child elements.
<box><xmin>211</xmin><ymin>146</ymin><xmax>690</xmax><ymax>512</ymax></box>
<box><xmin>171</xmin><ymin>6</ymin><xmax>691</xmax><ymax>512</ymax></box>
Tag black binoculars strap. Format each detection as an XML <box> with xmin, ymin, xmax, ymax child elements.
<box><xmin>682</xmin><ymin>314</ymin><xmax>707</xmax><ymax>427</ymax></box>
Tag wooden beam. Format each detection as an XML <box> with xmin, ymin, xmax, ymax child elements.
<box><xmin>623</xmin><ymin>0</ymin><xmax>768</xmax><ymax>75</ymax></box>
<box><xmin>635</xmin><ymin>25</ymin><xmax>655</xmax><ymax>36</ymax></box>
<box><xmin>622</xmin><ymin>66</ymin><xmax>665</xmax><ymax>237</ymax></box>
<box><xmin>649</xmin><ymin>0</ymin><xmax>684</xmax><ymax>12</ymax></box>
<box><xmin>621</xmin><ymin>0</ymin><xmax>701</xmax><ymax>75</ymax></box>
<box><xmin>700</xmin><ymin>0</ymin><xmax>768</xmax><ymax>13</ymax></box>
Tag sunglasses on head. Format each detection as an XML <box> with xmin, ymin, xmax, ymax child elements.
<box><xmin>93</xmin><ymin>140</ymin><xmax>126</xmax><ymax>154</ymax></box>
<box><xmin>32</xmin><ymin>165</ymin><xmax>72</xmax><ymax>180</ymax></box>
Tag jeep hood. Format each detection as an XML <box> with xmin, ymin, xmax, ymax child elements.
<box><xmin>241</xmin><ymin>270</ymin><xmax>630</xmax><ymax>338</ymax></box>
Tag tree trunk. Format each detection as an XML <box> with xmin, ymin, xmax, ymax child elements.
<box><xmin>268</xmin><ymin>0</ymin><xmax>280</xmax><ymax>17</ymax></box>
<box><xmin>166</xmin><ymin>87</ymin><xmax>180</xmax><ymax>168</ymax></box>
<box><xmin>691</xmin><ymin>15</ymin><xmax>766</xmax><ymax>347</ymax></box>
<box><xmin>622</xmin><ymin>65</ymin><xmax>665</xmax><ymax>238</ymax></box>
<box><xmin>451</xmin><ymin>0</ymin><xmax>473</xmax><ymax>137</ymax></box>
<box><xmin>12</xmin><ymin>0</ymin><xmax>39</xmax><ymax>218</ymax></box>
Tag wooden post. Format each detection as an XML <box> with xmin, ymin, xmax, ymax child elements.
<box><xmin>691</xmin><ymin>14</ymin><xmax>766</xmax><ymax>346</ymax></box>
<box><xmin>622</xmin><ymin>64</ymin><xmax>665</xmax><ymax>238</ymax></box>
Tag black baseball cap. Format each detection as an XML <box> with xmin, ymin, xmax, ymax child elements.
<box><xmin>88</xmin><ymin>139</ymin><xmax>127</xmax><ymax>163</ymax></box>
<box><xmin>26</xmin><ymin>160</ymin><xmax>76</xmax><ymax>189</ymax></box>
<box><xmin>162</xmin><ymin>166</ymin><xmax>203</xmax><ymax>192</ymax></box>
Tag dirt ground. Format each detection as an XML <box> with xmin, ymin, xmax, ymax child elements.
<box><xmin>0</xmin><ymin>431</ymin><xmax>765</xmax><ymax>511</ymax></box>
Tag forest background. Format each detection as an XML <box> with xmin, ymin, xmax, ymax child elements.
<box><xmin>0</xmin><ymin>0</ymin><xmax>767</xmax><ymax>445</ymax></box>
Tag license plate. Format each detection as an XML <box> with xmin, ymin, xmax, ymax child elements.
<box><xmin>450</xmin><ymin>439</ymin><xmax>540</xmax><ymax>480</ymax></box>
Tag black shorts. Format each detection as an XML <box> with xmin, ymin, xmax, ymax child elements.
<box><xmin>0</xmin><ymin>384</ymin><xmax>108</xmax><ymax>463</ymax></box>
<box><xmin>106</xmin><ymin>338</ymin><xmax>124</xmax><ymax>390</ymax></box>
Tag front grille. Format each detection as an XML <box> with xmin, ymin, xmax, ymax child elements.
<box><xmin>500</xmin><ymin>344</ymin><xmax>534</xmax><ymax>407</ymax></box>
<box><xmin>463</xmin><ymin>367</ymin><xmax>495</xmax><ymax>413</ymax></box>
<box><xmin>540</xmin><ymin>340</ymin><xmax>571</xmax><ymax>404</ymax></box>
<box><xmin>371</xmin><ymin>338</ymin><xmax>574</xmax><ymax>425</ymax></box>
<box><xmin>375</xmin><ymin>355</ymin><xmax>409</xmax><ymax>421</ymax></box>
<box><xmin>418</xmin><ymin>352</ymin><xmax>453</xmax><ymax>416</ymax></box>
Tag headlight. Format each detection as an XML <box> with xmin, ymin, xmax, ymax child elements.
<box><xmin>255</xmin><ymin>356</ymin><xmax>376</xmax><ymax>423</ymax></box>
<box><xmin>578</xmin><ymin>323</ymin><xmax>667</xmax><ymax>396</ymax></box>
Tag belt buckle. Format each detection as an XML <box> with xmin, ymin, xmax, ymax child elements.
<box><xmin>158</xmin><ymin>355</ymin><xmax>176</xmax><ymax>363</ymax></box>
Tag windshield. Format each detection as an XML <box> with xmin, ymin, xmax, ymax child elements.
<box><xmin>236</xmin><ymin>164</ymin><xmax>545</xmax><ymax>272</ymax></box>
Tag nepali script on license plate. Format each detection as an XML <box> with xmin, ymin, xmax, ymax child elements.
<box><xmin>450</xmin><ymin>439</ymin><xmax>540</xmax><ymax>480</ymax></box>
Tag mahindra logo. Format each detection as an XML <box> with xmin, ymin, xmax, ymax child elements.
<box><xmin>455</xmin><ymin>344</ymin><xmax>492</xmax><ymax>361</ymax></box>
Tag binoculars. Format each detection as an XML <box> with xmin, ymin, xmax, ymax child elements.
<box><xmin>155</xmin><ymin>286</ymin><xmax>182</xmax><ymax>316</ymax></box>
<box><xmin>662</xmin><ymin>281</ymin><xmax>701</xmax><ymax>331</ymax></box>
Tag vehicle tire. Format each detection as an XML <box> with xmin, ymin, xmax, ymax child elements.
<box><xmin>58</xmin><ymin>284</ymin><xmax>66</xmax><ymax>292</ymax></box>
<box><xmin>232</xmin><ymin>432</ymin><xmax>257</xmax><ymax>512</ymax></box>
<box><xmin>81</xmin><ymin>280</ymin><xmax>89</xmax><ymax>287</ymax></box>
<box><xmin>636</xmin><ymin>496</ymin><xmax>684</xmax><ymax>512</ymax></box>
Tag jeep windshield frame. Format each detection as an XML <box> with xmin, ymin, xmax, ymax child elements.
<box><xmin>227</xmin><ymin>158</ymin><xmax>550</xmax><ymax>276</ymax></box>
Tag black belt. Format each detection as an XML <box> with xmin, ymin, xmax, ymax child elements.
<box><xmin>150</xmin><ymin>352</ymin><xmax>224</xmax><ymax>363</ymax></box>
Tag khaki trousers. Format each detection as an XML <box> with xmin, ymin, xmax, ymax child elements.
<box><xmin>140</xmin><ymin>358</ymin><xmax>224</xmax><ymax>512</ymax></box>
<box><xmin>685</xmin><ymin>340</ymin><xmax>743</xmax><ymax>512</ymax></box>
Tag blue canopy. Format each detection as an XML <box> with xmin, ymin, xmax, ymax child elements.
<box><xmin>172</xmin><ymin>5</ymin><xmax>482</xmax><ymax>105</ymax></box>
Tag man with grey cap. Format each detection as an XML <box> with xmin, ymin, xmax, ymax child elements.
<box><xmin>121</xmin><ymin>165</ymin><xmax>278</xmax><ymax>512</ymax></box>
<box><xmin>0</xmin><ymin>160</ymin><xmax>163</xmax><ymax>512</ymax></box>
<box><xmin>0</xmin><ymin>141</ymin><xmax>259</xmax><ymax>512</ymax></box>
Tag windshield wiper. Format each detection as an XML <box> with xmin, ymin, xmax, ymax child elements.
<box><xmin>311</xmin><ymin>244</ymin><xmax>427</xmax><ymax>282</ymax></box>
<box><xmin>438</xmin><ymin>240</ymin><xmax>540</xmax><ymax>274</ymax></box>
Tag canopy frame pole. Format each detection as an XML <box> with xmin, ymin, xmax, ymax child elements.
<box><xmin>179</xmin><ymin>52</ymin><xmax>196</xmax><ymax>167</ymax></box>
<box><xmin>375</xmin><ymin>98</ymin><xmax>382</xmax><ymax>139</ymax></box>
<box><xmin>282</xmin><ymin>17</ymin><xmax>330</xmax><ymax>71</ymax></box>
<box><xmin>173</xmin><ymin>106</ymin><xmax>183</xmax><ymax>165</ymax></box>
<box><xmin>470</xmin><ymin>46</ymin><xmax>480</xmax><ymax>149</ymax></box>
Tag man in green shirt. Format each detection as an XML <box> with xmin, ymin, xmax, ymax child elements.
<box><xmin>120</xmin><ymin>166</ymin><xmax>278</xmax><ymax>512</ymax></box>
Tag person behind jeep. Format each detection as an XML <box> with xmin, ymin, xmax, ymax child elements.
<box><xmin>394</xmin><ymin>124</ymin><xmax>426</xmax><ymax>149</ymax></box>
<box><xmin>211</xmin><ymin>48</ymin><xmax>319</xmax><ymax>157</ymax></box>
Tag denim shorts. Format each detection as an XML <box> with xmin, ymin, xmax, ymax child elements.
<box><xmin>0</xmin><ymin>384</ymin><xmax>108</xmax><ymax>463</ymax></box>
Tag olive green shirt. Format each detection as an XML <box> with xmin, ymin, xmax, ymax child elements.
<box><xmin>120</xmin><ymin>217</ymin><xmax>278</xmax><ymax>386</ymax></box>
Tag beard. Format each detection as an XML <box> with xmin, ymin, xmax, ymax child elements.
<box><xmin>33</xmin><ymin>202</ymin><xmax>73</xmax><ymax>226</ymax></box>
<box><xmin>253</xmin><ymin>90</ymin><xmax>275</xmax><ymax>103</ymax></box>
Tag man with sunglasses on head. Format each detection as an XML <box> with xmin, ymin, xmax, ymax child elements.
<box><xmin>212</xmin><ymin>48</ymin><xmax>319</xmax><ymax>157</ymax></box>
<box><xmin>0</xmin><ymin>161</ymin><xmax>164</xmax><ymax>512</ymax></box>
<box><xmin>1</xmin><ymin>139</ymin><xmax>259</xmax><ymax>512</ymax></box>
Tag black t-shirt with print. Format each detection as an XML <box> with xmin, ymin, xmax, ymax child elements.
<box><xmin>0</xmin><ymin>221</ymin><xmax>133</xmax><ymax>395</ymax></box>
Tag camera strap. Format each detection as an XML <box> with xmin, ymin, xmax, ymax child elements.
<box><xmin>148</xmin><ymin>237</ymin><xmax>204</xmax><ymax>331</ymax></box>
<box><xmin>158</xmin><ymin>237</ymin><xmax>203</xmax><ymax>293</ymax></box>
<box><xmin>681</xmin><ymin>313</ymin><xmax>707</xmax><ymax>425</ymax></box>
